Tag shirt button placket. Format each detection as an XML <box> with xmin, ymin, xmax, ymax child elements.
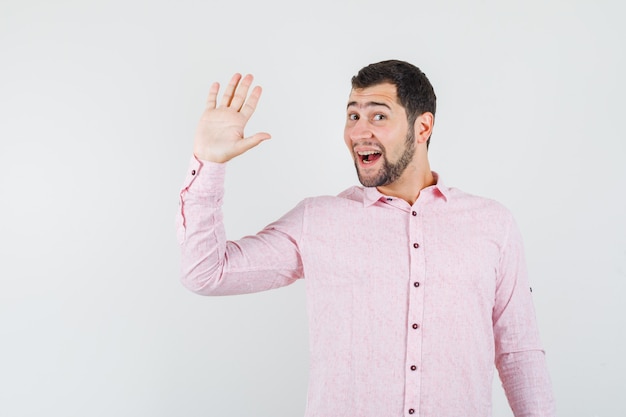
<box><xmin>407</xmin><ymin>207</ymin><xmax>423</xmax><ymax>417</ymax></box>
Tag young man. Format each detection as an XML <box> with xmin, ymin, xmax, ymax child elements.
<box><xmin>177</xmin><ymin>60</ymin><xmax>556</xmax><ymax>416</ymax></box>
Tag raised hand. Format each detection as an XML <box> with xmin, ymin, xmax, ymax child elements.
<box><xmin>193</xmin><ymin>73</ymin><xmax>271</xmax><ymax>163</ymax></box>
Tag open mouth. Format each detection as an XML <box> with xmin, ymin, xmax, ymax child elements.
<box><xmin>358</xmin><ymin>150</ymin><xmax>382</xmax><ymax>164</ymax></box>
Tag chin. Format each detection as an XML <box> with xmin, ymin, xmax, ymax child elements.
<box><xmin>357</xmin><ymin>174</ymin><xmax>383</xmax><ymax>188</ymax></box>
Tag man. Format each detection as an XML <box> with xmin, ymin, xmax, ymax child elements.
<box><xmin>177</xmin><ymin>60</ymin><xmax>556</xmax><ymax>416</ymax></box>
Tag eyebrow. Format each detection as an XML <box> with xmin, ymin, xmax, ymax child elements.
<box><xmin>346</xmin><ymin>101</ymin><xmax>391</xmax><ymax>110</ymax></box>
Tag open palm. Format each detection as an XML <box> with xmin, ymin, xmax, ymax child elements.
<box><xmin>193</xmin><ymin>73</ymin><xmax>270</xmax><ymax>163</ymax></box>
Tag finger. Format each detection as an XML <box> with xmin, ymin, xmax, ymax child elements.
<box><xmin>234</xmin><ymin>132</ymin><xmax>272</xmax><ymax>155</ymax></box>
<box><xmin>240</xmin><ymin>85</ymin><xmax>263</xmax><ymax>120</ymax></box>
<box><xmin>229</xmin><ymin>74</ymin><xmax>254</xmax><ymax>111</ymax></box>
<box><xmin>205</xmin><ymin>82</ymin><xmax>220</xmax><ymax>109</ymax></box>
<box><xmin>219</xmin><ymin>73</ymin><xmax>242</xmax><ymax>107</ymax></box>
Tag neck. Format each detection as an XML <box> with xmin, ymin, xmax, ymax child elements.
<box><xmin>376</xmin><ymin>160</ymin><xmax>435</xmax><ymax>206</ymax></box>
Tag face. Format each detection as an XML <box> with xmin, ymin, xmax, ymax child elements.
<box><xmin>344</xmin><ymin>83</ymin><xmax>416</xmax><ymax>188</ymax></box>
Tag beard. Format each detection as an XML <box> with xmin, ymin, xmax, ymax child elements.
<box><xmin>354</xmin><ymin>128</ymin><xmax>416</xmax><ymax>188</ymax></box>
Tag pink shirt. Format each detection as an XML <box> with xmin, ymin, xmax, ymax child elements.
<box><xmin>177</xmin><ymin>157</ymin><xmax>556</xmax><ymax>417</ymax></box>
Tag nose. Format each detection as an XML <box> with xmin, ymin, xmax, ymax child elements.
<box><xmin>347</xmin><ymin>118</ymin><xmax>372</xmax><ymax>142</ymax></box>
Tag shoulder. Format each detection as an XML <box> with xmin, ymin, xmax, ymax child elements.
<box><xmin>437</xmin><ymin>187</ymin><xmax>519</xmax><ymax>242</ymax></box>
<box><xmin>337</xmin><ymin>186</ymin><xmax>367</xmax><ymax>202</ymax></box>
<box><xmin>299</xmin><ymin>186</ymin><xmax>366</xmax><ymax>206</ymax></box>
<box><xmin>432</xmin><ymin>172</ymin><xmax>514</xmax><ymax>223</ymax></box>
<box><xmin>285</xmin><ymin>187</ymin><xmax>366</xmax><ymax>220</ymax></box>
<box><xmin>447</xmin><ymin>187</ymin><xmax>513</xmax><ymax>218</ymax></box>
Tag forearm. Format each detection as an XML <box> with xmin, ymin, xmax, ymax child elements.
<box><xmin>177</xmin><ymin>157</ymin><xmax>304</xmax><ymax>295</ymax></box>
<box><xmin>497</xmin><ymin>350</ymin><xmax>556</xmax><ymax>417</ymax></box>
<box><xmin>177</xmin><ymin>157</ymin><xmax>231</xmax><ymax>294</ymax></box>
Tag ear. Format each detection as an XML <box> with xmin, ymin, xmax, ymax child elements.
<box><xmin>414</xmin><ymin>112</ymin><xmax>434</xmax><ymax>145</ymax></box>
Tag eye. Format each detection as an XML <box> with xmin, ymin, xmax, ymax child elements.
<box><xmin>348</xmin><ymin>113</ymin><xmax>359</xmax><ymax>121</ymax></box>
<box><xmin>373</xmin><ymin>114</ymin><xmax>386</xmax><ymax>121</ymax></box>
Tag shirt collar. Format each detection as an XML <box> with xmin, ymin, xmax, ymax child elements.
<box><xmin>362</xmin><ymin>171</ymin><xmax>450</xmax><ymax>207</ymax></box>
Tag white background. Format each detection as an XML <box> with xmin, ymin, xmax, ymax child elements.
<box><xmin>1</xmin><ymin>0</ymin><xmax>625</xmax><ymax>416</ymax></box>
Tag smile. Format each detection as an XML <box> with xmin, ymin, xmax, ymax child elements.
<box><xmin>357</xmin><ymin>150</ymin><xmax>382</xmax><ymax>164</ymax></box>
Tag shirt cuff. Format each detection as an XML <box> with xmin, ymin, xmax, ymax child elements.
<box><xmin>181</xmin><ymin>155</ymin><xmax>226</xmax><ymax>194</ymax></box>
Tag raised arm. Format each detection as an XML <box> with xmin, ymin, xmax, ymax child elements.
<box><xmin>177</xmin><ymin>74</ymin><xmax>303</xmax><ymax>296</ymax></box>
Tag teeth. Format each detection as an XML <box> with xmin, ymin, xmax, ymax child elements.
<box><xmin>357</xmin><ymin>151</ymin><xmax>381</xmax><ymax>155</ymax></box>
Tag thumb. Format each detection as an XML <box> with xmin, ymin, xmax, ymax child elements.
<box><xmin>235</xmin><ymin>132</ymin><xmax>272</xmax><ymax>154</ymax></box>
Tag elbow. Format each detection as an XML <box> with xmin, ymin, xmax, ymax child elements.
<box><xmin>179</xmin><ymin>258</ymin><xmax>224</xmax><ymax>296</ymax></box>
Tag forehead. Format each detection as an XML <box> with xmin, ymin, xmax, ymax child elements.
<box><xmin>347</xmin><ymin>82</ymin><xmax>400</xmax><ymax>108</ymax></box>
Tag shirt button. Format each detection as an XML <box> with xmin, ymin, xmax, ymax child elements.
<box><xmin>387</xmin><ymin>198</ymin><xmax>393</xmax><ymax>201</ymax></box>
<box><xmin>410</xmin><ymin>365</ymin><xmax>417</xmax><ymax>371</ymax></box>
<box><xmin>412</xmin><ymin>211</ymin><xmax>417</xmax><ymax>216</ymax></box>
<box><xmin>408</xmin><ymin>409</ymin><xmax>415</xmax><ymax>414</ymax></box>
<box><xmin>414</xmin><ymin>282</ymin><xmax>420</xmax><ymax>288</ymax></box>
<box><xmin>412</xmin><ymin>323</ymin><xmax>419</xmax><ymax>329</ymax></box>
<box><xmin>413</xmin><ymin>243</ymin><xmax>419</xmax><ymax>248</ymax></box>
<box><xmin>191</xmin><ymin>169</ymin><xmax>196</xmax><ymax>175</ymax></box>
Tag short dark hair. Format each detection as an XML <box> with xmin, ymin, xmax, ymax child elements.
<box><xmin>351</xmin><ymin>60</ymin><xmax>437</xmax><ymax>147</ymax></box>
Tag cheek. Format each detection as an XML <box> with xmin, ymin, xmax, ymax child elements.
<box><xmin>343</xmin><ymin>128</ymin><xmax>352</xmax><ymax>149</ymax></box>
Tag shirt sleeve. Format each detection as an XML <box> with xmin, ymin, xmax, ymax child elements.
<box><xmin>493</xmin><ymin>216</ymin><xmax>557</xmax><ymax>417</ymax></box>
<box><xmin>176</xmin><ymin>156</ymin><xmax>304</xmax><ymax>296</ymax></box>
